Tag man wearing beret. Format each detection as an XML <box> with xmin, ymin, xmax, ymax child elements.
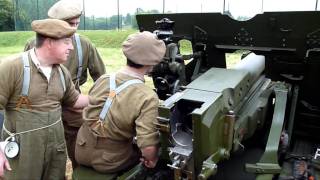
<box><xmin>0</xmin><ymin>19</ymin><xmax>89</xmax><ymax>179</ymax></box>
<box><xmin>75</xmin><ymin>31</ymin><xmax>166</xmax><ymax>173</ymax></box>
<box><xmin>24</xmin><ymin>0</ymin><xmax>106</xmax><ymax>168</ymax></box>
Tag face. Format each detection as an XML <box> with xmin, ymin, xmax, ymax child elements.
<box><xmin>49</xmin><ymin>37</ymin><xmax>74</xmax><ymax>64</ymax></box>
<box><xmin>66</xmin><ymin>17</ymin><xmax>80</xmax><ymax>29</ymax></box>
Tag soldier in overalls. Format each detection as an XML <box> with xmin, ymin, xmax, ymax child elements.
<box><xmin>24</xmin><ymin>0</ymin><xmax>106</xmax><ymax>168</ymax></box>
<box><xmin>75</xmin><ymin>31</ymin><xmax>166</xmax><ymax>173</ymax></box>
<box><xmin>0</xmin><ymin>19</ymin><xmax>89</xmax><ymax>179</ymax></box>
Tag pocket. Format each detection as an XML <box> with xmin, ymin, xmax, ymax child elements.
<box><xmin>57</xmin><ymin>142</ymin><xmax>66</xmax><ymax>153</ymax></box>
<box><xmin>75</xmin><ymin>128</ymin><xmax>93</xmax><ymax>165</ymax></box>
<box><xmin>91</xmin><ymin>150</ymin><xmax>124</xmax><ymax>173</ymax></box>
<box><xmin>75</xmin><ymin>131</ymin><xmax>88</xmax><ymax>150</ymax></box>
<box><xmin>77</xmin><ymin>138</ymin><xmax>86</xmax><ymax>146</ymax></box>
<box><xmin>52</xmin><ymin>142</ymin><xmax>67</xmax><ymax>176</ymax></box>
<box><xmin>101</xmin><ymin>151</ymin><xmax>121</xmax><ymax>163</ymax></box>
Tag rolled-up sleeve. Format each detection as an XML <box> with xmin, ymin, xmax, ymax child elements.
<box><xmin>0</xmin><ymin>60</ymin><xmax>19</xmax><ymax>110</ymax></box>
<box><xmin>61</xmin><ymin>66</ymin><xmax>80</xmax><ymax>107</ymax></box>
<box><xmin>135</xmin><ymin>95</ymin><xmax>160</xmax><ymax>148</ymax></box>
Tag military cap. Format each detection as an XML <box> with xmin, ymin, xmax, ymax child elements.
<box><xmin>48</xmin><ymin>0</ymin><xmax>82</xmax><ymax>20</ymax></box>
<box><xmin>31</xmin><ymin>19</ymin><xmax>76</xmax><ymax>38</ymax></box>
<box><xmin>122</xmin><ymin>31</ymin><xmax>166</xmax><ymax>66</ymax></box>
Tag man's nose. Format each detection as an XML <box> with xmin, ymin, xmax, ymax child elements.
<box><xmin>69</xmin><ymin>43</ymin><xmax>74</xmax><ymax>50</ymax></box>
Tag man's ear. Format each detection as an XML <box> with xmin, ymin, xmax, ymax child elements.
<box><xmin>44</xmin><ymin>38</ymin><xmax>53</xmax><ymax>49</ymax></box>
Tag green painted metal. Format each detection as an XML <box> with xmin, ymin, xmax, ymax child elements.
<box><xmin>155</xmin><ymin>67</ymin><xmax>272</xmax><ymax>178</ymax></box>
<box><xmin>198</xmin><ymin>148</ymin><xmax>228</xmax><ymax>179</ymax></box>
<box><xmin>246</xmin><ymin>82</ymin><xmax>289</xmax><ymax>176</ymax></box>
<box><xmin>117</xmin><ymin>163</ymin><xmax>143</xmax><ymax>180</ymax></box>
<box><xmin>72</xmin><ymin>163</ymin><xmax>143</xmax><ymax>180</ymax></box>
<box><xmin>72</xmin><ymin>165</ymin><xmax>117</xmax><ymax>180</ymax></box>
<box><xmin>255</xmin><ymin>174</ymin><xmax>274</xmax><ymax>180</ymax></box>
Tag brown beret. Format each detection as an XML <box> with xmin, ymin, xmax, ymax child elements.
<box><xmin>48</xmin><ymin>0</ymin><xmax>82</xmax><ymax>20</ymax></box>
<box><xmin>122</xmin><ymin>31</ymin><xmax>166</xmax><ymax>66</ymax></box>
<box><xmin>31</xmin><ymin>19</ymin><xmax>76</xmax><ymax>38</ymax></box>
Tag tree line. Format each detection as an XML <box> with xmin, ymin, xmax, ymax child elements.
<box><xmin>0</xmin><ymin>0</ymin><xmax>160</xmax><ymax>31</ymax></box>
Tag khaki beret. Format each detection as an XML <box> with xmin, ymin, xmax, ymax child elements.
<box><xmin>48</xmin><ymin>0</ymin><xmax>82</xmax><ymax>20</ymax></box>
<box><xmin>31</xmin><ymin>19</ymin><xmax>76</xmax><ymax>38</ymax></box>
<box><xmin>122</xmin><ymin>31</ymin><xmax>166</xmax><ymax>66</ymax></box>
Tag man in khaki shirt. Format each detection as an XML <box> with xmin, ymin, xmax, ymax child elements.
<box><xmin>24</xmin><ymin>0</ymin><xmax>106</xmax><ymax>168</ymax></box>
<box><xmin>75</xmin><ymin>31</ymin><xmax>166</xmax><ymax>173</ymax></box>
<box><xmin>0</xmin><ymin>19</ymin><xmax>89</xmax><ymax>179</ymax></box>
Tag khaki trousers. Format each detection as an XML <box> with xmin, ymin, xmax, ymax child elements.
<box><xmin>3</xmin><ymin>108</ymin><xmax>66</xmax><ymax>180</ymax></box>
<box><xmin>62</xmin><ymin>108</ymin><xmax>84</xmax><ymax>169</ymax></box>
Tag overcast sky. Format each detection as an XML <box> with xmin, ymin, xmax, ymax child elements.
<box><xmin>81</xmin><ymin>0</ymin><xmax>318</xmax><ymax>18</ymax></box>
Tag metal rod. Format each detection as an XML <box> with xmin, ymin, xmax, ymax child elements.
<box><xmin>287</xmin><ymin>86</ymin><xmax>299</xmax><ymax>147</ymax></box>
<box><xmin>83</xmin><ymin>0</ymin><xmax>86</xmax><ymax>30</ymax></box>
<box><xmin>92</xmin><ymin>16</ymin><xmax>95</xmax><ymax>30</ymax></box>
<box><xmin>105</xmin><ymin>16</ymin><xmax>108</xmax><ymax>30</ymax></box>
<box><xmin>13</xmin><ymin>0</ymin><xmax>17</xmax><ymax>30</ymax></box>
<box><xmin>36</xmin><ymin>0</ymin><xmax>39</xmax><ymax>19</ymax></box>
<box><xmin>163</xmin><ymin>0</ymin><xmax>165</xmax><ymax>14</ymax></box>
<box><xmin>117</xmin><ymin>0</ymin><xmax>120</xmax><ymax>30</ymax></box>
<box><xmin>223</xmin><ymin>0</ymin><xmax>225</xmax><ymax>13</ymax></box>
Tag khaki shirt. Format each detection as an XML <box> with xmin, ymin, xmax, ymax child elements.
<box><xmin>0</xmin><ymin>52</ymin><xmax>79</xmax><ymax>111</ymax></box>
<box><xmin>83</xmin><ymin>72</ymin><xmax>160</xmax><ymax>149</ymax></box>
<box><xmin>24</xmin><ymin>34</ymin><xmax>106</xmax><ymax>90</ymax></box>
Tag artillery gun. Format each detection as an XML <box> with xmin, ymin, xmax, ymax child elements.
<box><xmin>134</xmin><ymin>11</ymin><xmax>320</xmax><ymax>180</ymax></box>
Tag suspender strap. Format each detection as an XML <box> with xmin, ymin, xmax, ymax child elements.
<box><xmin>22</xmin><ymin>52</ymin><xmax>31</xmax><ymax>96</ymax></box>
<box><xmin>99</xmin><ymin>74</ymin><xmax>143</xmax><ymax>121</ymax></box>
<box><xmin>0</xmin><ymin>111</ymin><xmax>4</xmax><ymax>131</ymax></box>
<box><xmin>74</xmin><ymin>33</ymin><xmax>83</xmax><ymax>81</ymax></box>
<box><xmin>21</xmin><ymin>52</ymin><xmax>66</xmax><ymax>96</ymax></box>
<box><xmin>110</xmin><ymin>73</ymin><xmax>116</xmax><ymax>91</ymax></box>
<box><xmin>115</xmin><ymin>79</ymin><xmax>144</xmax><ymax>94</ymax></box>
<box><xmin>99</xmin><ymin>74</ymin><xmax>116</xmax><ymax>121</ymax></box>
<box><xmin>57</xmin><ymin>66</ymin><xmax>66</xmax><ymax>92</ymax></box>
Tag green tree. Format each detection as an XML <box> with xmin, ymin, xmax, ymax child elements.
<box><xmin>109</xmin><ymin>15</ymin><xmax>121</xmax><ymax>29</ymax></box>
<box><xmin>0</xmin><ymin>0</ymin><xmax>14</xmax><ymax>31</ymax></box>
<box><xmin>124</xmin><ymin>13</ymin><xmax>132</xmax><ymax>26</ymax></box>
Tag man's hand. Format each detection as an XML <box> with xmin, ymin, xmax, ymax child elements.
<box><xmin>140</xmin><ymin>155</ymin><xmax>158</xmax><ymax>168</ymax></box>
<box><xmin>0</xmin><ymin>150</ymin><xmax>11</xmax><ymax>177</ymax></box>
<box><xmin>140</xmin><ymin>145</ymin><xmax>159</xmax><ymax>168</ymax></box>
<box><xmin>73</xmin><ymin>94</ymin><xmax>89</xmax><ymax>109</ymax></box>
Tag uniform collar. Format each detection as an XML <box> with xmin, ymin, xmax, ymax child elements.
<box><xmin>30</xmin><ymin>48</ymin><xmax>53</xmax><ymax>69</ymax></box>
<box><xmin>118</xmin><ymin>67</ymin><xmax>145</xmax><ymax>82</ymax></box>
<box><xmin>30</xmin><ymin>48</ymin><xmax>53</xmax><ymax>81</ymax></box>
<box><xmin>30</xmin><ymin>48</ymin><xmax>41</xmax><ymax>69</ymax></box>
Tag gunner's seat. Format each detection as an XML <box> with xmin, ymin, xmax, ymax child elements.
<box><xmin>72</xmin><ymin>163</ymin><xmax>143</xmax><ymax>180</ymax></box>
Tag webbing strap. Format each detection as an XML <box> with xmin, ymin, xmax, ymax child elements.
<box><xmin>99</xmin><ymin>74</ymin><xmax>143</xmax><ymax>121</ymax></box>
<box><xmin>110</xmin><ymin>73</ymin><xmax>116</xmax><ymax>91</ymax></box>
<box><xmin>57</xmin><ymin>66</ymin><xmax>66</xmax><ymax>92</ymax></box>
<box><xmin>74</xmin><ymin>33</ymin><xmax>83</xmax><ymax>81</ymax></box>
<box><xmin>21</xmin><ymin>52</ymin><xmax>66</xmax><ymax>96</ymax></box>
<box><xmin>22</xmin><ymin>52</ymin><xmax>30</xmax><ymax>96</ymax></box>
<box><xmin>99</xmin><ymin>74</ymin><xmax>117</xmax><ymax>121</ymax></box>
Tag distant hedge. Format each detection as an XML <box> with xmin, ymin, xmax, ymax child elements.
<box><xmin>0</xmin><ymin>29</ymin><xmax>137</xmax><ymax>48</ymax></box>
